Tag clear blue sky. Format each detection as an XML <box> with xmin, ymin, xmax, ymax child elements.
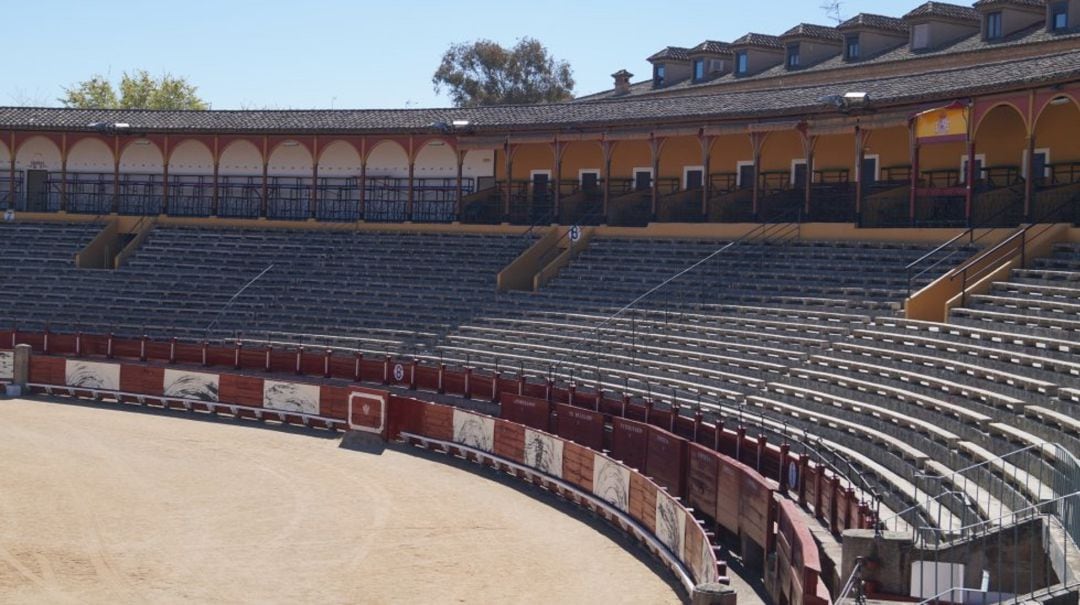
<box><xmin>6</xmin><ymin>0</ymin><xmax>922</xmax><ymax>109</ymax></box>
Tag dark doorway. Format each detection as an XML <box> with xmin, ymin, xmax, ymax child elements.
<box><xmin>793</xmin><ymin>162</ymin><xmax>809</xmax><ymax>189</ymax></box>
<box><xmin>634</xmin><ymin>170</ymin><xmax>652</xmax><ymax>192</ymax></box>
<box><xmin>738</xmin><ymin>164</ymin><xmax>755</xmax><ymax>190</ymax></box>
<box><xmin>26</xmin><ymin>170</ymin><xmax>47</xmax><ymax>212</ymax></box>
<box><xmin>580</xmin><ymin>171</ymin><xmax>599</xmax><ymax>193</ymax></box>
<box><xmin>685</xmin><ymin>169</ymin><xmax>703</xmax><ymax>190</ymax></box>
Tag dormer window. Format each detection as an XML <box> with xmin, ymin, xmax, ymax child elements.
<box><xmin>693</xmin><ymin>58</ymin><xmax>705</xmax><ymax>82</ymax></box>
<box><xmin>912</xmin><ymin>23</ymin><xmax>930</xmax><ymax>49</ymax></box>
<box><xmin>786</xmin><ymin>43</ymin><xmax>801</xmax><ymax>68</ymax></box>
<box><xmin>844</xmin><ymin>34</ymin><xmax>860</xmax><ymax>60</ymax></box>
<box><xmin>735</xmin><ymin>51</ymin><xmax>749</xmax><ymax>74</ymax></box>
<box><xmin>1052</xmin><ymin>2</ymin><xmax>1069</xmax><ymax>30</ymax></box>
<box><xmin>986</xmin><ymin>11</ymin><xmax>1003</xmax><ymax>39</ymax></box>
<box><xmin>653</xmin><ymin>64</ymin><xmax>666</xmax><ymax>87</ymax></box>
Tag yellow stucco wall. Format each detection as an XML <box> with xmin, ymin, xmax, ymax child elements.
<box><xmin>610</xmin><ymin>140</ymin><xmax>652</xmax><ymax>177</ymax></box>
<box><xmin>760</xmin><ymin>131</ymin><xmax>804</xmax><ymax>173</ymax></box>
<box><xmin>1034</xmin><ymin>101</ymin><xmax>1080</xmax><ymax>164</ymax></box>
<box><xmin>658</xmin><ymin>136</ymin><xmax>701</xmax><ymax>180</ymax></box>
<box><xmin>974</xmin><ymin>105</ymin><xmax>1027</xmax><ymax>168</ymax></box>
<box><xmin>866</xmin><ymin>126</ymin><xmax>910</xmax><ymax>173</ymax></box>
<box><xmin>813</xmin><ymin>134</ymin><xmax>856</xmax><ymax>176</ymax></box>
<box><xmin>561</xmin><ymin>141</ymin><xmax>604</xmax><ymax>181</ymax></box>
<box><xmin>919</xmin><ymin>140</ymin><xmax>966</xmax><ymax>174</ymax></box>
<box><xmin>708</xmin><ymin>134</ymin><xmax>753</xmax><ymax>174</ymax></box>
<box><xmin>509</xmin><ymin>143</ymin><xmax>555</xmax><ymax>179</ymax></box>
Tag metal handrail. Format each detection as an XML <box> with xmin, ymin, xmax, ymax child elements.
<box><xmin>904</xmin><ymin>200</ymin><xmax>1023</xmax><ymax>297</ymax></box>
<box><xmin>548</xmin><ymin>207</ymin><xmax>803</xmax><ymax>377</ymax></box>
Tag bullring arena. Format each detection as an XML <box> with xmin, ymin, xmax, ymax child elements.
<box><xmin>0</xmin><ymin>397</ymin><xmax>690</xmax><ymax>604</ymax></box>
<box><xmin>3</xmin><ymin>1</ymin><xmax>1080</xmax><ymax>603</ymax></box>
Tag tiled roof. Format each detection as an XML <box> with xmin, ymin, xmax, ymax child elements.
<box><xmin>973</xmin><ymin>0</ymin><xmax>1046</xmax><ymax>8</ymax></box>
<box><xmin>838</xmin><ymin>13</ymin><xmax>911</xmax><ymax>33</ymax></box>
<box><xmin>1</xmin><ymin>52</ymin><xmax>1077</xmax><ymax>133</ymax></box>
<box><xmin>690</xmin><ymin>40</ymin><xmax>732</xmax><ymax>55</ymax></box>
<box><xmin>904</xmin><ymin>1</ymin><xmax>981</xmax><ymax>22</ymax></box>
<box><xmin>731</xmin><ymin>33</ymin><xmax>785</xmax><ymax>49</ymax></box>
<box><xmin>576</xmin><ymin>16</ymin><xmax>1077</xmax><ymax>102</ymax></box>
<box><xmin>780</xmin><ymin>23</ymin><xmax>844</xmax><ymax>42</ymax></box>
<box><xmin>647</xmin><ymin>47</ymin><xmax>691</xmax><ymax>62</ymax></box>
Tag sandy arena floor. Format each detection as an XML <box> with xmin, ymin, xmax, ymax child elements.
<box><xmin>0</xmin><ymin>398</ymin><xmax>684</xmax><ymax>604</ymax></box>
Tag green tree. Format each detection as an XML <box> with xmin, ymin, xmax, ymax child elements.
<box><xmin>433</xmin><ymin>38</ymin><xmax>574</xmax><ymax>107</ymax></box>
<box><xmin>60</xmin><ymin>70</ymin><xmax>208</xmax><ymax>110</ymax></box>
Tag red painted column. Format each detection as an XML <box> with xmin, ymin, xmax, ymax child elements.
<box><xmin>965</xmin><ymin>138</ymin><xmax>976</xmax><ymax>225</ymax></box>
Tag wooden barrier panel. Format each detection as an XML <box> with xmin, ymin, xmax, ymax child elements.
<box><xmin>421</xmin><ymin>403</ymin><xmax>454</xmax><ymax>441</ymax></box>
<box><xmin>145</xmin><ymin>341</ymin><xmax>171</xmax><ymax>361</ymax></box>
<box><xmin>553</xmin><ymin>403</ymin><xmax>604</xmax><ymax>450</ymax></box>
<box><xmin>387</xmin><ymin>395</ymin><xmax>425</xmax><ymax>439</ymax></box>
<box><xmin>269</xmin><ymin>350</ymin><xmax>294</xmax><ymax>373</ymax></box>
<box><xmin>318</xmin><ymin>385</ymin><xmax>351</xmax><ymax>421</ymax></box>
<box><xmin>688</xmin><ymin>443</ymin><xmax>720</xmax><ymax>524</ymax></box>
<box><xmin>716</xmin><ymin>456</ymin><xmax>744</xmax><ymax>535</ymax></box>
<box><xmin>174</xmin><ymin>343</ymin><xmax>203</xmax><ymax>365</ymax></box>
<box><xmin>112</xmin><ymin>339</ymin><xmax>141</xmax><ymax>359</ymax></box>
<box><xmin>777</xmin><ymin>499</ymin><xmax>829</xmax><ymax>605</ymax></box>
<box><xmin>645</xmin><ymin>425</ymin><xmax>687</xmax><ymax>499</ymax></box>
<box><xmin>239</xmin><ymin>348</ymin><xmax>265</xmax><ymax>370</ymax></box>
<box><xmin>416</xmin><ymin>366</ymin><xmax>439</xmax><ymax>391</ymax></box>
<box><xmin>629</xmin><ymin>472</ymin><xmax>658</xmax><ymax>534</ymax></box>
<box><xmin>500</xmin><ymin>392</ymin><xmax>550</xmax><ymax>431</ymax></box>
<box><xmin>740</xmin><ymin>465</ymin><xmax>774</xmax><ymax>549</ymax></box>
<box><xmin>611</xmin><ymin>417</ymin><xmax>649</xmax><ymax>472</ymax></box>
<box><xmin>300</xmin><ymin>352</ymin><xmax>324</xmax><ymax>376</ymax></box>
<box><xmin>119</xmin><ymin>364</ymin><xmax>164</xmax><ymax>396</ymax></box>
<box><xmin>494</xmin><ymin>421</ymin><xmax>525</xmax><ymax>463</ymax></box>
<box><xmin>218</xmin><ymin>374</ymin><xmax>264</xmax><ymax>407</ymax></box>
<box><xmin>28</xmin><ymin>356</ymin><xmax>65</xmax><ymax>385</ymax></box>
<box><xmin>562</xmin><ymin>441</ymin><xmax>594</xmax><ymax>492</ymax></box>
<box><xmin>205</xmin><ymin>346</ymin><xmax>233</xmax><ymax>368</ymax></box>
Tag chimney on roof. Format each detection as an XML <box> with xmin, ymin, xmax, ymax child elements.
<box><xmin>612</xmin><ymin>70</ymin><xmax>634</xmax><ymax>96</ymax></box>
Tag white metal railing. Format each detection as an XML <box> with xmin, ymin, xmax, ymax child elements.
<box><xmin>399</xmin><ymin>431</ymin><xmax>710</xmax><ymax>594</ymax></box>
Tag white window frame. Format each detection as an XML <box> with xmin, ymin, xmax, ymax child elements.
<box><xmin>632</xmin><ymin>167</ymin><xmax>654</xmax><ymax>187</ymax></box>
<box><xmin>790</xmin><ymin>158</ymin><xmax>811</xmax><ymax>186</ymax></box>
<box><xmin>736</xmin><ymin>161</ymin><xmax>755</xmax><ymax>188</ymax></box>
<box><xmin>959</xmin><ymin>154</ymin><xmax>987</xmax><ymax>183</ymax></box>
<box><xmin>683</xmin><ymin>165</ymin><xmax>705</xmax><ymax>190</ymax></box>
<box><xmin>578</xmin><ymin>169</ymin><xmax>601</xmax><ymax>186</ymax></box>
<box><xmin>529</xmin><ymin>169</ymin><xmax>552</xmax><ymax>181</ymax></box>
<box><xmin>859</xmin><ymin>154</ymin><xmax>881</xmax><ymax>182</ymax></box>
<box><xmin>1022</xmin><ymin>148</ymin><xmax>1051</xmax><ymax>180</ymax></box>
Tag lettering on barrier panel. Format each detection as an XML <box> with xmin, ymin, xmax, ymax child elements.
<box><xmin>0</xmin><ymin>350</ymin><xmax>12</xmax><ymax>381</ymax></box>
<box><xmin>499</xmin><ymin>392</ymin><xmax>550</xmax><ymax>430</ymax></box>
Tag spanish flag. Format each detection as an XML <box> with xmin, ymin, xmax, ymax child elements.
<box><xmin>913</xmin><ymin>101</ymin><xmax>969</xmax><ymax>142</ymax></box>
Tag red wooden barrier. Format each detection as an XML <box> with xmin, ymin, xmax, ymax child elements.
<box><xmin>611</xmin><ymin>417</ymin><xmax>649</xmax><ymax>472</ymax></box>
<box><xmin>218</xmin><ymin>374</ymin><xmax>263</xmax><ymax>407</ymax></box>
<box><xmin>318</xmin><ymin>385</ymin><xmax>351</xmax><ymax>421</ymax></box>
<box><xmin>553</xmin><ymin>403</ymin><xmax>604</xmax><ymax>451</ymax></box>
<box><xmin>645</xmin><ymin>424</ymin><xmax>687</xmax><ymax>499</ymax></box>
<box><xmin>120</xmin><ymin>364</ymin><xmax>164</xmax><ymax>396</ymax></box>
<box><xmin>499</xmin><ymin>392</ymin><xmax>550</xmax><ymax>431</ymax></box>
<box><xmin>28</xmin><ymin>356</ymin><xmax>65</xmax><ymax>385</ymax></box>
<box><xmin>688</xmin><ymin>443</ymin><xmax>720</xmax><ymax>524</ymax></box>
<box><xmin>493</xmin><ymin>421</ymin><xmax>525</xmax><ymax>463</ymax></box>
